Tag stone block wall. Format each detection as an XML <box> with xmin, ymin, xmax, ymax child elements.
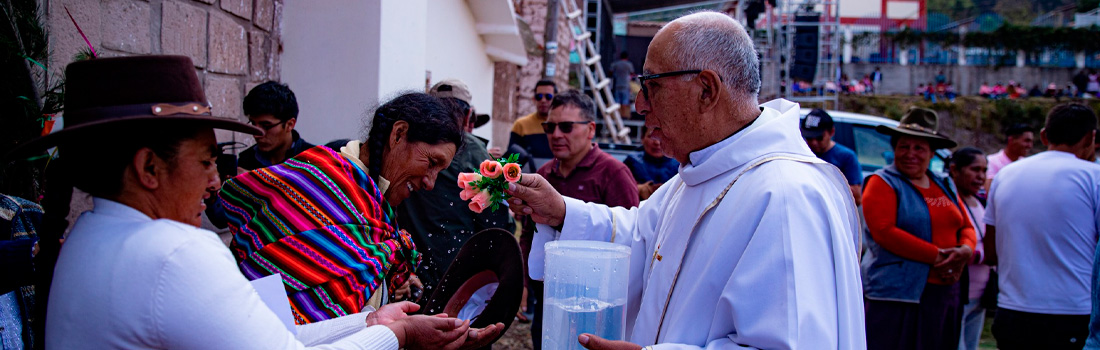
<box><xmin>47</xmin><ymin>0</ymin><xmax>284</xmax><ymax>149</ymax></box>
<box><xmin>510</xmin><ymin>0</ymin><xmax>573</xmax><ymax>120</ymax></box>
<box><xmin>48</xmin><ymin>0</ymin><xmax>283</xmax><ymax>236</ymax></box>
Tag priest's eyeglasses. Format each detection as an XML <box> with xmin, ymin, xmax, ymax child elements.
<box><xmin>638</xmin><ymin>70</ymin><xmax>702</xmax><ymax>102</ymax></box>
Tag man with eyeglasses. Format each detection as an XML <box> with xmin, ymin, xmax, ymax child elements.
<box><xmin>508</xmin><ymin>80</ymin><xmax>557</xmax><ymax>169</ymax></box>
<box><xmin>207</xmin><ymin>81</ymin><xmax>315</xmax><ymax>229</ymax></box>
<box><xmin>506</xmin><ymin>11</ymin><xmax>864</xmax><ymax>350</ymax></box>
<box><xmin>237</xmin><ymin>81</ymin><xmax>314</xmax><ymax>171</ymax></box>
<box><xmin>521</xmin><ymin>89</ymin><xmax>639</xmax><ymax>350</ymax></box>
<box><xmin>801</xmin><ymin>108</ymin><xmax>863</xmax><ymax>205</ymax></box>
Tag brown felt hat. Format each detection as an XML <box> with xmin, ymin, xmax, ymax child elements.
<box><xmin>875</xmin><ymin>107</ymin><xmax>958</xmax><ymax>149</ymax></box>
<box><xmin>473</xmin><ymin>113</ymin><xmax>490</xmax><ymax>128</ymax></box>
<box><xmin>5</xmin><ymin>55</ymin><xmax>261</xmax><ymax>158</ymax></box>
<box><xmin>421</xmin><ymin>228</ymin><xmax>523</xmax><ymax>342</ymax></box>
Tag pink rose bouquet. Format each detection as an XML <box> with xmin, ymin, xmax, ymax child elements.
<box><xmin>458</xmin><ymin>154</ymin><xmax>522</xmax><ymax>213</ymax></box>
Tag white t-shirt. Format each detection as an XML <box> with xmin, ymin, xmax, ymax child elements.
<box><xmin>984</xmin><ymin>150</ymin><xmax>1100</xmax><ymax>315</ymax></box>
<box><xmin>47</xmin><ymin>198</ymin><xmax>399</xmax><ymax>349</ymax></box>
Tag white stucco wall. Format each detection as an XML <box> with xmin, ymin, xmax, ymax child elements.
<box><xmin>377</xmin><ymin>0</ymin><xmax>429</xmax><ymax>99</ymax></box>
<box><xmin>839</xmin><ymin>0</ymin><xmax>920</xmax><ymax>20</ymax></box>
<box><xmin>840</xmin><ymin>0</ymin><xmax>879</xmax><ymax>19</ymax></box>
<box><xmin>280</xmin><ymin>0</ymin><xmax>382</xmax><ymax>144</ymax></box>
<box><xmin>281</xmin><ymin>0</ymin><xmax>501</xmax><ymax>145</ymax></box>
<box><xmin>426</xmin><ymin>1</ymin><xmax>497</xmax><ymax>142</ymax></box>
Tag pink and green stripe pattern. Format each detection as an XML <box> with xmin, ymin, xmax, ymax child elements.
<box><xmin>220</xmin><ymin>146</ymin><xmax>419</xmax><ymax>324</ymax></box>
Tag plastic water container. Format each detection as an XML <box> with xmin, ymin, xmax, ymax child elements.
<box><xmin>542</xmin><ymin>240</ymin><xmax>631</xmax><ymax>350</ymax></box>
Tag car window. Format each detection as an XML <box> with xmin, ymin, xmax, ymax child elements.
<box><xmin>852</xmin><ymin>125</ymin><xmax>892</xmax><ymax>171</ymax></box>
<box><xmin>930</xmin><ymin>156</ymin><xmax>946</xmax><ymax>174</ymax></box>
<box><xmin>850</xmin><ymin>123</ymin><xmax>950</xmax><ymax>177</ymax></box>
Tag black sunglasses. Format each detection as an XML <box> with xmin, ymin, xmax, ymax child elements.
<box><xmin>637</xmin><ymin>70</ymin><xmax>704</xmax><ymax>102</ymax></box>
<box><xmin>541</xmin><ymin>121</ymin><xmax>588</xmax><ymax>134</ymax></box>
<box><xmin>535</xmin><ymin>93</ymin><xmax>554</xmax><ymax>101</ymax></box>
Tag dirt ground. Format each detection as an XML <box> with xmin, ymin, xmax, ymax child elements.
<box><xmin>493</xmin><ymin>320</ymin><xmax>533</xmax><ymax>350</ymax></box>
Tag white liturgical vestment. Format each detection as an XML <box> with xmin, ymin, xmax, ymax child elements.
<box><xmin>531</xmin><ymin>99</ymin><xmax>866</xmax><ymax>349</ymax></box>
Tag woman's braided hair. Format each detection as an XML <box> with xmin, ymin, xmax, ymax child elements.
<box><xmin>365</xmin><ymin>92</ymin><xmax>464</xmax><ymax>182</ymax></box>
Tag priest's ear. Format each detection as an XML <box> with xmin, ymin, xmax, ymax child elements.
<box><xmin>696</xmin><ymin>69</ymin><xmax>723</xmax><ymax>114</ymax></box>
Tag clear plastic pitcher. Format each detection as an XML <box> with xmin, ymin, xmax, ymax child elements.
<box><xmin>542</xmin><ymin>240</ymin><xmax>631</xmax><ymax>350</ymax></box>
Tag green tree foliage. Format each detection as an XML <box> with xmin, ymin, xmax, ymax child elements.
<box><xmin>994</xmin><ymin>0</ymin><xmax>1037</xmax><ymax>25</ymax></box>
<box><xmin>928</xmin><ymin>0</ymin><xmax>977</xmax><ymax>21</ymax></box>
<box><xmin>1082</xmin><ymin>0</ymin><xmax>1100</xmax><ymax>13</ymax></box>
<box><xmin>886</xmin><ymin>24</ymin><xmax>1100</xmax><ymax>52</ymax></box>
<box><xmin>1</xmin><ymin>0</ymin><xmax>63</xmax><ymax>201</ymax></box>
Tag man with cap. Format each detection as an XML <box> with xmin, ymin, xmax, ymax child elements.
<box><xmin>985</xmin><ymin>104</ymin><xmax>1100</xmax><ymax>350</ymax></box>
<box><xmin>396</xmin><ymin>79</ymin><xmax>514</xmax><ymax>301</ymax></box>
<box><xmin>801</xmin><ymin>108</ymin><xmax>863</xmax><ymax>205</ymax></box>
<box><xmin>505</xmin><ymin>11</ymin><xmax>864</xmax><ymax>350</ymax></box>
<box><xmin>14</xmin><ymin>55</ymin><xmax>497</xmax><ymax>349</ymax></box>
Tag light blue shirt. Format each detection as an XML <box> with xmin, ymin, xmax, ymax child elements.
<box><xmin>985</xmin><ymin>150</ymin><xmax>1100</xmax><ymax>315</ymax></box>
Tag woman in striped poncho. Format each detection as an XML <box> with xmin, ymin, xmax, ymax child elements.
<box><xmin>220</xmin><ymin>92</ymin><xmax>465</xmax><ymax>325</ymax></box>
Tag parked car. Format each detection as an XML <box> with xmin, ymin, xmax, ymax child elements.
<box><xmin>799</xmin><ymin>109</ymin><xmax>950</xmax><ymax>180</ymax></box>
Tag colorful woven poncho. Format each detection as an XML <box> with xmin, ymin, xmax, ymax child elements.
<box><xmin>219</xmin><ymin>146</ymin><xmax>419</xmax><ymax>324</ymax></box>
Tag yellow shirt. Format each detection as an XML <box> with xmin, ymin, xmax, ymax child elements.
<box><xmin>512</xmin><ymin>112</ymin><xmax>547</xmax><ymax>137</ymax></box>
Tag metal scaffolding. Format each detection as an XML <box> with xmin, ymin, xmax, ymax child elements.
<box><xmin>752</xmin><ymin>0</ymin><xmax>841</xmax><ymax>110</ymax></box>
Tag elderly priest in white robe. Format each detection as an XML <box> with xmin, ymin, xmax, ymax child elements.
<box><xmin>505</xmin><ymin>11</ymin><xmax>866</xmax><ymax>350</ymax></box>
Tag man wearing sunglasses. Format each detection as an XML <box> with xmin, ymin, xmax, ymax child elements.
<box><xmin>522</xmin><ymin>89</ymin><xmax>639</xmax><ymax>350</ymax></box>
<box><xmin>508</xmin><ymin>80</ymin><xmax>558</xmax><ymax>168</ymax></box>
<box><xmin>506</xmin><ymin>11</ymin><xmax>864</xmax><ymax>350</ymax></box>
<box><xmin>238</xmin><ymin>81</ymin><xmax>314</xmax><ymax>171</ymax></box>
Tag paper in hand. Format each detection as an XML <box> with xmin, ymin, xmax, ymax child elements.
<box><xmin>250</xmin><ymin>273</ymin><xmax>297</xmax><ymax>334</ymax></box>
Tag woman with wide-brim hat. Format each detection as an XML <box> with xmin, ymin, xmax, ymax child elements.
<box><xmin>860</xmin><ymin>107</ymin><xmax>978</xmax><ymax>350</ymax></box>
<box><xmin>9</xmin><ymin>55</ymin><xmax>497</xmax><ymax>349</ymax></box>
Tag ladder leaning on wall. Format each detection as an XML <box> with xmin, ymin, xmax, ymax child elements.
<box><xmin>560</xmin><ymin>0</ymin><xmax>632</xmax><ymax>144</ymax></box>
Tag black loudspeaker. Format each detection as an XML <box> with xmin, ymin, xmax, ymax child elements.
<box><xmin>790</xmin><ymin>14</ymin><xmax>819</xmax><ymax>83</ymax></box>
<box><xmin>791</xmin><ymin>65</ymin><xmax>816</xmax><ymax>82</ymax></box>
<box><xmin>794</xmin><ymin>48</ymin><xmax>817</xmax><ymax>62</ymax></box>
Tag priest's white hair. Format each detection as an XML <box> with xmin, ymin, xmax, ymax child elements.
<box><xmin>663</xmin><ymin>11</ymin><xmax>761</xmax><ymax>101</ymax></box>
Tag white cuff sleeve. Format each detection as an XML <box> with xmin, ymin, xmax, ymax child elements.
<box><xmin>296</xmin><ymin>311</ymin><xmax>369</xmax><ymax>346</ymax></box>
<box><xmin>314</xmin><ymin>325</ymin><xmax>399</xmax><ymax>350</ymax></box>
<box><xmin>529</xmin><ymin>197</ymin><xmax>608</xmax><ymax>280</ymax></box>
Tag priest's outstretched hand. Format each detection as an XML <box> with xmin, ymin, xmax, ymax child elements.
<box><xmin>505</xmin><ymin>174</ymin><xmax>566</xmax><ymax>227</ymax></box>
<box><xmin>578</xmin><ymin>333</ymin><xmax>643</xmax><ymax>350</ymax></box>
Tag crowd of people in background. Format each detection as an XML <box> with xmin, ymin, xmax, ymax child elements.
<box><xmin>799</xmin><ymin>105</ymin><xmax>1100</xmax><ymax>350</ymax></box>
